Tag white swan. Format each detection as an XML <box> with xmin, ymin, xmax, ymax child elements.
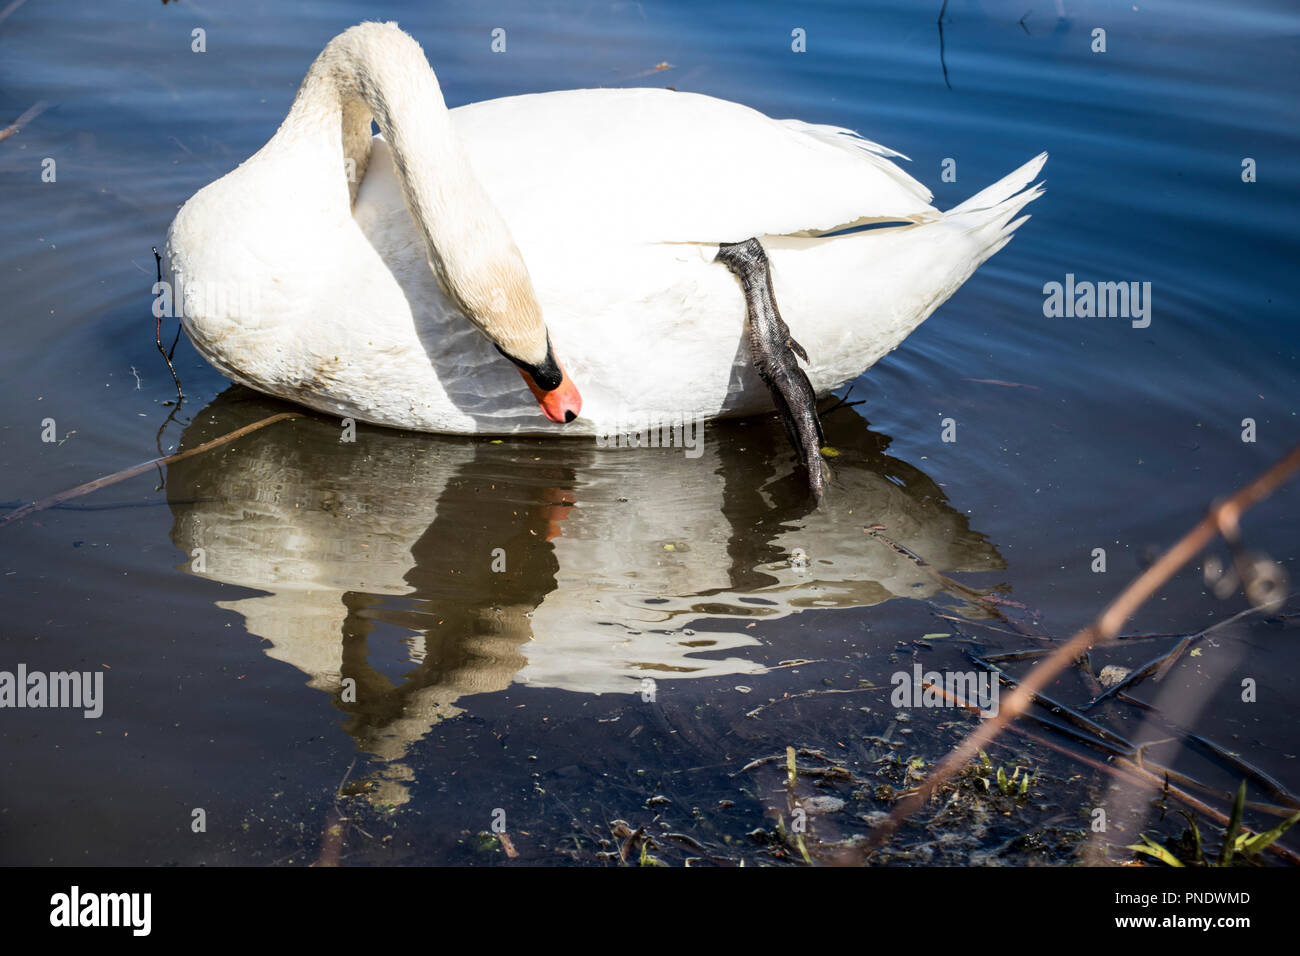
<box><xmin>164</xmin><ymin>21</ymin><xmax>1045</xmax><ymax>436</ymax></box>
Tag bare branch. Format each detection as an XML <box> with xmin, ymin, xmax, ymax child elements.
<box><xmin>864</xmin><ymin>445</ymin><xmax>1300</xmax><ymax>852</ymax></box>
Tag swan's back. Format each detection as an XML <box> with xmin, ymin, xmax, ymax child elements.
<box><xmin>439</xmin><ymin>88</ymin><xmax>937</xmax><ymax>247</ymax></box>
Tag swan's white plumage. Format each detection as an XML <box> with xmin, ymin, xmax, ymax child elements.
<box><xmin>448</xmin><ymin>88</ymin><xmax>938</xmax><ymax>246</ymax></box>
<box><xmin>164</xmin><ymin>21</ymin><xmax>1045</xmax><ymax>435</ymax></box>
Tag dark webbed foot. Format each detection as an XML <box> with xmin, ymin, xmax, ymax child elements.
<box><xmin>715</xmin><ymin>238</ymin><xmax>827</xmax><ymax>502</ymax></box>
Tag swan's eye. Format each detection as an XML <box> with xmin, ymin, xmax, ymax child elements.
<box><xmin>496</xmin><ymin>339</ymin><xmax>563</xmax><ymax>391</ymax></box>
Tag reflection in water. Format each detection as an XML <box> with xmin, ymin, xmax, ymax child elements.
<box><xmin>167</xmin><ymin>388</ymin><xmax>1003</xmax><ymax>803</ymax></box>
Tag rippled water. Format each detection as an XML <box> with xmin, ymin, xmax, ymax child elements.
<box><xmin>0</xmin><ymin>0</ymin><xmax>1296</xmax><ymax>865</ymax></box>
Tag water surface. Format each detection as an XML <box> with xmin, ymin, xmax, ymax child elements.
<box><xmin>0</xmin><ymin>0</ymin><xmax>1296</xmax><ymax>865</ymax></box>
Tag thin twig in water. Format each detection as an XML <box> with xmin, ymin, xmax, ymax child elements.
<box><xmin>962</xmin><ymin>377</ymin><xmax>1040</xmax><ymax>389</ymax></box>
<box><xmin>868</xmin><ymin>527</ymin><xmax>1044</xmax><ymax>639</ymax></box>
<box><xmin>152</xmin><ymin>400</ymin><xmax>188</xmax><ymax>490</ymax></box>
<box><xmin>743</xmin><ymin>685</ymin><xmax>881</xmax><ymax>720</ymax></box>
<box><xmin>1081</xmin><ymin>648</ymin><xmax>1174</xmax><ymax>712</ymax></box>
<box><xmin>821</xmin><ymin>385</ymin><xmax>866</xmax><ymax>418</ymax></box>
<box><xmin>981</xmin><ymin>647</ymin><xmax>1053</xmax><ymax>663</ymax></box>
<box><xmin>932</xmin><ymin>613</ymin><xmax>1028</xmax><ymax>639</ymax></box>
<box><xmin>937</xmin><ymin>612</ymin><xmax>1186</xmax><ymax>647</ymax></box>
<box><xmin>1084</xmin><ymin>604</ymin><xmax>1265</xmax><ymax>710</ymax></box>
<box><xmin>937</xmin><ymin>0</ymin><xmax>952</xmax><ymax>90</ymax></box>
<box><xmin>0</xmin><ymin>412</ymin><xmax>297</xmax><ymax>527</ymax></box>
<box><xmin>1152</xmin><ymin>604</ymin><xmax>1262</xmax><ymax>682</ymax></box>
<box><xmin>152</xmin><ymin>247</ymin><xmax>185</xmax><ymax>400</ymax></box>
<box><xmin>1112</xmin><ymin>691</ymin><xmax>1300</xmax><ymax>810</ymax></box>
<box><xmin>864</xmin><ymin>445</ymin><xmax>1300</xmax><ymax>853</ymax></box>
<box><xmin>152</xmin><ymin>247</ymin><xmax>184</xmax><ymax>401</ymax></box>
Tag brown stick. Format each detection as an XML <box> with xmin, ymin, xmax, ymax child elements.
<box><xmin>0</xmin><ymin>99</ymin><xmax>46</xmax><ymax>142</ymax></box>
<box><xmin>0</xmin><ymin>412</ymin><xmax>297</xmax><ymax>527</ymax></box>
<box><xmin>864</xmin><ymin>444</ymin><xmax>1300</xmax><ymax>851</ymax></box>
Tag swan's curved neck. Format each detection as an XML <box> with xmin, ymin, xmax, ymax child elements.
<box><xmin>271</xmin><ymin>22</ymin><xmax>547</xmax><ymax>366</ymax></box>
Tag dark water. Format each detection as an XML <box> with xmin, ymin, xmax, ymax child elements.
<box><xmin>0</xmin><ymin>0</ymin><xmax>1296</xmax><ymax>865</ymax></box>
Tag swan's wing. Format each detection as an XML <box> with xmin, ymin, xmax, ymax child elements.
<box><xmin>445</xmin><ymin>88</ymin><xmax>937</xmax><ymax>246</ymax></box>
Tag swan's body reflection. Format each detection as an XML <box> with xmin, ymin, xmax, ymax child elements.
<box><xmin>168</xmin><ymin>388</ymin><xmax>1003</xmax><ymax>802</ymax></box>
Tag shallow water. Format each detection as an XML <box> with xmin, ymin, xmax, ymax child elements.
<box><xmin>0</xmin><ymin>0</ymin><xmax>1297</xmax><ymax>865</ymax></box>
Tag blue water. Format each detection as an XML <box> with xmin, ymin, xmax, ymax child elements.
<box><xmin>0</xmin><ymin>0</ymin><xmax>1296</xmax><ymax>865</ymax></box>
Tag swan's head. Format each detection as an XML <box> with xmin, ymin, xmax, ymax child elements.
<box><xmin>455</xmin><ymin>261</ymin><xmax>582</xmax><ymax>424</ymax></box>
<box><xmin>499</xmin><ymin>335</ymin><xmax>582</xmax><ymax>425</ymax></box>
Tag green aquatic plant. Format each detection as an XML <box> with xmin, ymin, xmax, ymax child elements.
<box><xmin>976</xmin><ymin>749</ymin><xmax>1035</xmax><ymax>798</ymax></box>
<box><xmin>1128</xmin><ymin>782</ymin><xmax>1300</xmax><ymax>867</ymax></box>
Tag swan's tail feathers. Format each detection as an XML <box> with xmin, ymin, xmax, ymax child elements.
<box><xmin>948</xmin><ymin>152</ymin><xmax>1047</xmax><ymax>216</ymax></box>
<box><xmin>780</xmin><ymin>118</ymin><xmax>934</xmax><ymax>208</ymax></box>
<box><xmin>943</xmin><ymin>152</ymin><xmax>1047</xmax><ymax>263</ymax></box>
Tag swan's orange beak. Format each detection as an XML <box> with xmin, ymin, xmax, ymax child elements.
<box><xmin>520</xmin><ymin>359</ymin><xmax>582</xmax><ymax>424</ymax></box>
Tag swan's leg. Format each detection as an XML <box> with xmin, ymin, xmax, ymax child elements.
<box><xmin>715</xmin><ymin>238</ymin><xmax>827</xmax><ymax>501</ymax></box>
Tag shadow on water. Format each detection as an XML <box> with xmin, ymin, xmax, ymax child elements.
<box><xmin>165</xmin><ymin>386</ymin><xmax>1004</xmax><ymax>804</ymax></box>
